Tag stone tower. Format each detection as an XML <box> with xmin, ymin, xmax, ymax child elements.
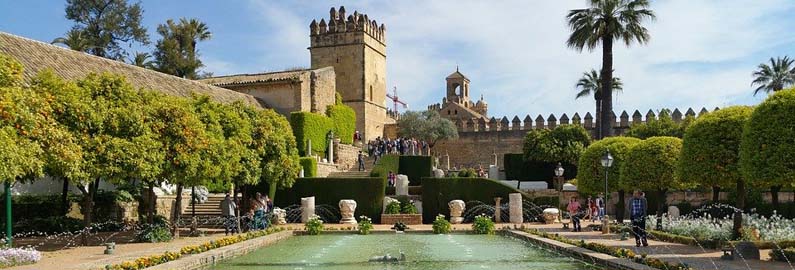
<box><xmin>309</xmin><ymin>6</ymin><xmax>387</xmax><ymax>140</ymax></box>
<box><xmin>446</xmin><ymin>67</ymin><xmax>471</xmax><ymax>105</ymax></box>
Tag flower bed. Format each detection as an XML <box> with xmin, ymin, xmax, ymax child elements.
<box><xmin>523</xmin><ymin>229</ymin><xmax>693</xmax><ymax>270</ymax></box>
<box><xmin>105</xmin><ymin>227</ymin><xmax>286</xmax><ymax>270</ymax></box>
<box><xmin>0</xmin><ymin>247</ymin><xmax>41</xmax><ymax>268</ymax></box>
<box><xmin>641</xmin><ymin>212</ymin><xmax>795</xmax><ymax>249</ymax></box>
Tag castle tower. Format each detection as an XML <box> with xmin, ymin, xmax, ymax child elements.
<box><xmin>309</xmin><ymin>6</ymin><xmax>387</xmax><ymax>140</ymax></box>
<box><xmin>446</xmin><ymin>67</ymin><xmax>470</xmax><ymax>105</ymax></box>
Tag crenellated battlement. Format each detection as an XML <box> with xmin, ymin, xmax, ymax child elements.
<box><xmin>309</xmin><ymin>6</ymin><xmax>386</xmax><ymax>48</ymax></box>
<box><xmin>451</xmin><ymin>107</ymin><xmax>717</xmax><ymax>137</ymax></box>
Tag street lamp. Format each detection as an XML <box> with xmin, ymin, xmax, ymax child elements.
<box><xmin>554</xmin><ymin>163</ymin><xmax>565</xmax><ymax>191</ymax></box>
<box><xmin>600</xmin><ymin>150</ymin><xmax>614</xmax><ymax>234</ymax></box>
<box><xmin>554</xmin><ymin>162</ymin><xmax>565</xmax><ymax>177</ymax></box>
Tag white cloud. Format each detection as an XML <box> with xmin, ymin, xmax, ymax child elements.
<box><xmin>243</xmin><ymin>0</ymin><xmax>794</xmax><ymax>118</ymax></box>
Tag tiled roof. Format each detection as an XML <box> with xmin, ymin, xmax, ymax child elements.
<box><xmin>199</xmin><ymin>68</ymin><xmax>320</xmax><ymax>87</ymax></box>
<box><xmin>0</xmin><ymin>31</ymin><xmax>267</xmax><ymax>109</ymax></box>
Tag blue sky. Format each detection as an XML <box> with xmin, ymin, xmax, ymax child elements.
<box><xmin>1</xmin><ymin>0</ymin><xmax>794</xmax><ymax>119</ymax></box>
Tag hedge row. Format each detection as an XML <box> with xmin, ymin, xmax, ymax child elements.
<box><xmin>290</xmin><ymin>112</ymin><xmax>333</xmax><ymax>156</ymax></box>
<box><xmin>299</xmin><ymin>157</ymin><xmax>317</xmax><ymax>178</ymax></box>
<box><xmin>370</xmin><ymin>154</ymin><xmax>399</xmax><ymax>180</ymax></box>
<box><xmin>326</xmin><ymin>105</ymin><xmax>356</xmax><ymax>144</ymax></box>
<box><xmin>421</xmin><ymin>177</ymin><xmax>531</xmax><ymax>223</ymax></box>
<box><xmin>274</xmin><ymin>177</ymin><xmax>386</xmax><ymax>223</ymax></box>
<box><xmin>503</xmin><ymin>153</ymin><xmax>577</xmax><ymax>181</ymax></box>
<box><xmin>398</xmin><ymin>156</ymin><xmax>432</xmax><ymax>186</ymax></box>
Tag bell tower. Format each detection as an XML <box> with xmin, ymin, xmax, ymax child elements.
<box><xmin>309</xmin><ymin>6</ymin><xmax>387</xmax><ymax>140</ymax></box>
<box><xmin>445</xmin><ymin>67</ymin><xmax>471</xmax><ymax>106</ymax></box>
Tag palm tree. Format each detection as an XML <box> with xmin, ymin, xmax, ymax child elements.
<box><xmin>575</xmin><ymin>69</ymin><xmax>623</xmax><ymax>135</ymax></box>
<box><xmin>51</xmin><ymin>29</ymin><xmax>95</xmax><ymax>52</ymax></box>
<box><xmin>130</xmin><ymin>52</ymin><xmax>156</xmax><ymax>69</ymax></box>
<box><xmin>567</xmin><ymin>0</ymin><xmax>655</xmax><ymax>139</ymax></box>
<box><xmin>751</xmin><ymin>56</ymin><xmax>795</xmax><ymax>96</ymax></box>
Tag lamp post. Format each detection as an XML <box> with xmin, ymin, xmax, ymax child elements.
<box><xmin>554</xmin><ymin>162</ymin><xmax>565</xmax><ymax>191</ymax></box>
<box><xmin>600</xmin><ymin>150</ymin><xmax>614</xmax><ymax>234</ymax></box>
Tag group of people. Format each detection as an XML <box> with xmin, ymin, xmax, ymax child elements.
<box><xmin>366</xmin><ymin>136</ymin><xmax>429</xmax><ymax>160</ymax></box>
<box><xmin>219</xmin><ymin>192</ymin><xmax>273</xmax><ymax>236</ymax></box>
<box><xmin>567</xmin><ymin>190</ymin><xmax>649</xmax><ymax>247</ymax></box>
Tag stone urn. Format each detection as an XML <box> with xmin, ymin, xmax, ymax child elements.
<box><xmin>448</xmin><ymin>200</ymin><xmax>466</xmax><ymax>224</ymax></box>
<box><xmin>542</xmin><ymin>208</ymin><xmax>560</xmax><ymax>224</ymax></box>
<box><xmin>272</xmin><ymin>208</ymin><xmax>287</xmax><ymax>225</ymax></box>
<box><xmin>339</xmin><ymin>199</ymin><xmax>358</xmax><ymax>224</ymax></box>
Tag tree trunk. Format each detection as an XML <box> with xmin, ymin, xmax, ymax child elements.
<box><xmin>712</xmin><ymin>186</ymin><xmax>721</xmax><ymax>202</ymax></box>
<box><xmin>147</xmin><ymin>182</ymin><xmax>155</xmax><ymax>224</ymax></box>
<box><xmin>173</xmin><ymin>184</ymin><xmax>183</xmax><ymax>238</ymax></box>
<box><xmin>771</xmin><ymin>185</ymin><xmax>781</xmax><ymax>211</ymax></box>
<box><xmin>599</xmin><ymin>37</ymin><xmax>614</xmax><ymax>138</ymax></box>
<box><xmin>595</xmin><ymin>98</ymin><xmax>602</xmax><ymax>139</ymax></box>
<box><xmin>616</xmin><ymin>190</ymin><xmax>625</xmax><ymax>223</ymax></box>
<box><xmin>61</xmin><ymin>178</ymin><xmax>70</xmax><ymax>216</ymax></box>
<box><xmin>79</xmin><ymin>178</ymin><xmax>100</xmax><ymax>246</ymax></box>
<box><xmin>656</xmin><ymin>189</ymin><xmax>667</xmax><ymax>230</ymax></box>
<box><xmin>733</xmin><ymin>179</ymin><xmax>746</xmax><ymax>239</ymax></box>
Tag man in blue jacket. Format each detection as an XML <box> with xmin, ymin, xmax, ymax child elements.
<box><xmin>628</xmin><ymin>190</ymin><xmax>648</xmax><ymax>247</ymax></box>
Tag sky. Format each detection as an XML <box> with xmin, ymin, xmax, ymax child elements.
<box><xmin>1</xmin><ymin>0</ymin><xmax>794</xmax><ymax>119</ymax></box>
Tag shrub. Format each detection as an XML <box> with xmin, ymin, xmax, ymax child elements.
<box><xmin>385</xmin><ymin>201</ymin><xmax>401</xmax><ymax>214</ymax></box>
<box><xmin>576</xmin><ymin>137</ymin><xmax>641</xmax><ymax>195</ymax></box>
<box><xmin>326</xmin><ymin>104</ymin><xmax>356</xmax><ymax>144</ymax></box>
<box><xmin>421</xmin><ymin>177</ymin><xmax>530</xmax><ymax>223</ymax></box>
<box><xmin>626</xmin><ymin>109</ymin><xmax>692</xmax><ymax>139</ymax></box>
<box><xmin>456</xmin><ymin>168</ymin><xmax>477</xmax><ymax>178</ymax></box>
<box><xmin>622</xmin><ymin>137</ymin><xmax>693</xmax><ymax>216</ymax></box>
<box><xmin>523</xmin><ymin>125</ymin><xmax>590</xmax><ymax>165</ymax></box>
<box><xmin>0</xmin><ymin>53</ymin><xmax>24</xmax><ymax>87</ymax></box>
<box><xmin>370</xmin><ymin>154</ymin><xmax>399</xmax><ymax>179</ymax></box>
<box><xmin>275</xmin><ymin>177</ymin><xmax>386</xmax><ymax>223</ymax></box>
<box><xmin>740</xmin><ymin>89</ymin><xmax>795</xmax><ymax>191</ymax></box>
<box><xmin>472</xmin><ymin>214</ymin><xmax>495</xmax><ymax>234</ymax></box>
<box><xmin>401</xmin><ymin>202</ymin><xmax>418</xmax><ymax>214</ymax></box>
<box><xmin>290</xmin><ymin>112</ymin><xmax>333</xmax><ymax>156</ymax></box>
<box><xmin>358</xmin><ymin>216</ymin><xmax>373</xmax><ymax>235</ymax></box>
<box><xmin>503</xmin><ymin>153</ymin><xmax>577</xmax><ymax>181</ymax></box>
<box><xmin>135</xmin><ymin>223</ymin><xmax>172</xmax><ymax>243</ymax></box>
<box><xmin>0</xmin><ymin>247</ymin><xmax>41</xmax><ymax>268</ymax></box>
<box><xmin>398</xmin><ymin>156</ymin><xmax>432</xmax><ymax>186</ymax></box>
<box><xmin>305</xmin><ymin>215</ymin><xmax>324</xmax><ymax>235</ymax></box>
<box><xmin>432</xmin><ymin>214</ymin><xmax>452</xmax><ymax>234</ymax></box>
<box><xmin>299</xmin><ymin>157</ymin><xmax>317</xmax><ymax>177</ymax></box>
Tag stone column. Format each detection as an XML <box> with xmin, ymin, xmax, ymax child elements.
<box><xmin>301</xmin><ymin>196</ymin><xmax>315</xmax><ymax>223</ymax></box>
<box><xmin>307</xmin><ymin>139</ymin><xmax>312</xmax><ymax>156</ymax></box>
<box><xmin>396</xmin><ymin>174</ymin><xmax>409</xmax><ymax>196</ymax></box>
<box><xmin>339</xmin><ymin>200</ymin><xmax>358</xmax><ymax>224</ymax></box>
<box><xmin>488</xmin><ymin>165</ymin><xmax>499</xmax><ymax>180</ymax></box>
<box><xmin>509</xmin><ymin>193</ymin><xmax>523</xmax><ymax>224</ymax></box>
<box><xmin>445</xmin><ymin>153</ymin><xmax>450</xmax><ymax>170</ymax></box>
<box><xmin>448</xmin><ymin>200</ymin><xmax>465</xmax><ymax>224</ymax></box>
<box><xmin>494</xmin><ymin>197</ymin><xmax>502</xmax><ymax>223</ymax></box>
<box><xmin>328</xmin><ymin>138</ymin><xmax>334</xmax><ymax>164</ymax></box>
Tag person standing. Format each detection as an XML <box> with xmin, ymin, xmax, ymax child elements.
<box><xmin>595</xmin><ymin>194</ymin><xmax>606</xmax><ymax>221</ymax></box>
<box><xmin>628</xmin><ymin>190</ymin><xmax>649</xmax><ymax>247</ymax></box>
<box><xmin>387</xmin><ymin>171</ymin><xmax>396</xmax><ymax>187</ymax></box>
<box><xmin>567</xmin><ymin>197</ymin><xmax>582</xmax><ymax>232</ymax></box>
<box><xmin>358</xmin><ymin>151</ymin><xmax>366</xmax><ymax>171</ymax></box>
<box><xmin>219</xmin><ymin>193</ymin><xmax>238</xmax><ymax>235</ymax></box>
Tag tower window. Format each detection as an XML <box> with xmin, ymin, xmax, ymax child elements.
<box><xmin>369</xmin><ymin>86</ymin><xmax>373</xmax><ymax>101</ymax></box>
<box><xmin>336</xmin><ymin>58</ymin><xmax>340</xmax><ymax>63</ymax></box>
<box><xmin>455</xmin><ymin>109</ymin><xmax>458</xmax><ymax>115</ymax></box>
<box><xmin>447</xmin><ymin>110</ymin><xmax>451</xmax><ymax>115</ymax></box>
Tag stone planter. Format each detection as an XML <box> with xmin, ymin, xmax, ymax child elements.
<box><xmin>381</xmin><ymin>214</ymin><xmax>422</xmax><ymax>225</ymax></box>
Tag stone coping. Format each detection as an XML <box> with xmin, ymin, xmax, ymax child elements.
<box><xmin>501</xmin><ymin>230</ymin><xmax>654</xmax><ymax>270</ymax></box>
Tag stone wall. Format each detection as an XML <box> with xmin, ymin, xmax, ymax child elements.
<box><xmin>316</xmin><ymin>162</ymin><xmax>341</xmax><ymax>177</ymax></box>
<box><xmin>432</xmin><ymin>130</ymin><xmax>524</xmax><ymax>169</ymax></box>
<box><xmin>334</xmin><ymin>142</ymin><xmax>361</xmax><ymax>171</ymax></box>
<box><xmin>220</xmin><ymin>67</ymin><xmax>336</xmax><ymax>117</ymax></box>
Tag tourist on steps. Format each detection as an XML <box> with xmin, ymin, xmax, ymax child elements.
<box><xmin>358</xmin><ymin>151</ymin><xmax>366</xmax><ymax>171</ymax></box>
<box><xmin>596</xmin><ymin>194</ymin><xmax>605</xmax><ymax>221</ymax></box>
<box><xmin>220</xmin><ymin>193</ymin><xmax>238</xmax><ymax>235</ymax></box>
<box><xmin>567</xmin><ymin>197</ymin><xmax>582</xmax><ymax>232</ymax></box>
<box><xmin>628</xmin><ymin>190</ymin><xmax>649</xmax><ymax>247</ymax></box>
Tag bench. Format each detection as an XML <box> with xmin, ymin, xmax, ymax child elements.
<box><xmin>721</xmin><ymin>247</ymin><xmax>734</xmax><ymax>260</ymax></box>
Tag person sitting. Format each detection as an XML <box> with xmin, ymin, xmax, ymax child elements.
<box><xmin>567</xmin><ymin>197</ymin><xmax>582</xmax><ymax>232</ymax></box>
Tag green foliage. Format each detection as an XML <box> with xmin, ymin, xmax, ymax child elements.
<box><xmin>65</xmin><ymin>0</ymin><xmax>149</xmax><ymax>59</ymax></box>
<box><xmin>384</xmin><ymin>201</ymin><xmax>401</xmax><ymax>214</ymax></box>
<box><xmin>0</xmin><ymin>53</ymin><xmax>24</xmax><ymax>87</ymax></box>
<box><xmin>679</xmin><ymin>106</ymin><xmax>753</xmax><ymax>190</ymax></box>
<box><xmin>576</xmin><ymin>137</ymin><xmax>641</xmax><ymax>195</ymax></box>
<box><xmin>503</xmin><ymin>153</ymin><xmax>577</xmax><ymax>181</ymax></box>
<box><xmin>397</xmin><ymin>110</ymin><xmax>458</xmax><ymax>147</ymax></box>
<box><xmin>299</xmin><ymin>157</ymin><xmax>317</xmax><ymax>177</ymax></box>
<box><xmin>326</xmin><ymin>104</ymin><xmax>356</xmax><ymax>144</ymax></box>
<box><xmin>626</xmin><ymin>110</ymin><xmax>692</xmax><ymax>139</ymax></box>
<box><xmin>523</xmin><ymin>125</ymin><xmax>590</xmax><ymax>165</ymax></box>
<box><xmin>305</xmin><ymin>216</ymin><xmax>324</xmax><ymax>235</ymax></box>
<box><xmin>135</xmin><ymin>222</ymin><xmax>173</xmax><ymax>243</ymax></box>
<box><xmin>421</xmin><ymin>177</ymin><xmax>530</xmax><ymax>223</ymax></box>
<box><xmin>335</xmin><ymin>92</ymin><xmax>343</xmax><ymax>105</ymax></box>
<box><xmin>153</xmin><ymin>18</ymin><xmax>212</xmax><ymax>79</ymax></box>
<box><xmin>622</xmin><ymin>137</ymin><xmax>692</xmax><ymax>192</ymax></box>
<box><xmin>432</xmin><ymin>214</ymin><xmax>452</xmax><ymax>234</ymax></box>
<box><xmin>472</xmin><ymin>214</ymin><xmax>495</xmax><ymax>234</ymax></box>
<box><xmin>275</xmin><ymin>177</ymin><xmax>386</xmax><ymax>223</ymax></box>
<box><xmin>398</xmin><ymin>156</ymin><xmax>432</xmax><ymax>186</ymax></box>
<box><xmin>740</xmin><ymin>88</ymin><xmax>795</xmax><ymax>188</ymax></box>
<box><xmin>370</xmin><ymin>154</ymin><xmax>399</xmax><ymax>179</ymax></box>
<box><xmin>401</xmin><ymin>202</ymin><xmax>418</xmax><ymax>214</ymax></box>
<box><xmin>455</xmin><ymin>168</ymin><xmax>478</xmax><ymax>178</ymax></box>
<box><xmin>290</xmin><ymin>112</ymin><xmax>333</xmax><ymax>156</ymax></box>
<box><xmin>357</xmin><ymin>215</ymin><xmax>373</xmax><ymax>235</ymax></box>
<box><xmin>771</xmin><ymin>248</ymin><xmax>795</xmax><ymax>262</ymax></box>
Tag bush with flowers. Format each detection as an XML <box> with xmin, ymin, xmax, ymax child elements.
<box><xmin>357</xmin><ymin>216</ymin><xmax>373</xmax><ymax>235</ymax></box>
<box><xmin>0</xmin><ymin>247</ymin><xmax>41</xmax><ymax>268</ymax></box>
<box><xmin>305</xmin><ymin>215</ymin><xmax>324</xmax><ymax>235</ymax></box>
<box><xmin>432</xmin><ymin>214</ymin><xmax>451</xmax><ymax>234</ymax></box>
<box><xmin>472</xmin><ymin>214</ymin><xmax>494</xmax><ymax>235</ymax></box>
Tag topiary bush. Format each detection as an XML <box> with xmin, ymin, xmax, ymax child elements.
<box><xmin>398</xmin><ymin>156</ymin><xmax>432</xmax><ymax>186</ymax></box>
<box><xmin>622</xmin><ymin>137</ymin><xmax>694</xmax><ymax>217</ymax></box>
<box><xmin>275</xmin><ymin>177</ymin><xmax>386</xmax><ymax>223</ymax></box>
<box><xmin>523</xmin><ymin>124</ymin><xmax>591</xmax><ymax>165</ymax></box>
<box><xmin>290</xmin><ymin>112</ymin><xmax>333</xmax><ymax>156</ymax></box>
<box><xmin>370</xmin><ymin>154</ymin><xmax>399</xmax><ymax>179</ymax></box>
<box><xmin>299</xmin><ymin>157</ymin><xmax>317</xmax><ymax>177</ymax></box>
<box><xmin>576</xmin><ymin>136</ymin><xmax>641</xmax><ymax>195</ymax></box>
<box><xmin>326</xmin><ymin>104</ymin><xmax>356</xmax><ymax>144</ymax></box>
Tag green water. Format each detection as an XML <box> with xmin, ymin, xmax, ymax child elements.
<box><xmin>212</xmin><ymin>233</ymin><xmax>598</xmax><ymax>270</ymax></box>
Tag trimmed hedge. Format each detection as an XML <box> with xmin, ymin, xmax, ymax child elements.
<box><xmin>740</xmin><ymin>88</ymin><xmax>795</xmax><ymax>189</ymax></box>
<box><xmin>274</xmin><ymin>177</ymin><xmax>386</xmax><ymax>223</ymax></box>
<box><xmin>421</xmin><ymin>177</ymin><xmax>531</xmax><ymax>223</ymax></box>
<box><xmin>326</xmin><ymin>104</ymin><xmax>356</xmax><ymax>144</ymax></box>
<box><xmin>503</xmin><ymin>153</ymin><xmax>577</xmax><ymax>181</ymax></box>
<box><xmin>576</xmin><ymin>137</ymin><xmax>641</xmax><ymax>195</ymax></box>
<box><xmin>398</xmin><ymin>156</ymin><xmax>432</xmax><ymax>186</ymax></box>
<box><xmin>299</xmin><ymin>157</ymin><xmax>317</xmax><ymax>177</ymax></box>
<box><xmin>370</xmin><ymin>154</ymin><xmax>399</xmax><ymax>180</ymax></box>
<box><xmin>290</xmin><ymin>112</ymin><xmax>333</xmax><ymax>156</ymax></box>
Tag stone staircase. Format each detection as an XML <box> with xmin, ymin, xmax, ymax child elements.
<box><xmin>178</xmin><ymin>194</ymin><xmax>225</xmax><ymax>228</ymax></box>
<box><xmin>326</xmin><ymin>155</ymin><xmax>377</xmax><ymax>178</ymax></box>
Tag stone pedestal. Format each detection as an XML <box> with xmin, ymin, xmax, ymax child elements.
<box><xmin>339</xmin><ymin>200</ymin><xmax>358</xmax><ymax>224</ymax></box>
<box><xmin>448</xmin><ymin>200</ymin><xmax>465</xmax><ymax>224</ymax></box>
<box><xmin>542</xmin><ymin>208</ymin><xmax>560</xmax><ymax>224</ymax></box>
<box><xmin>301</xmin><ymin>196</ymin><xmax>315</xmax><ymax>223</ymax></box>
<box><xmin>494</xmin><ymin>197</ymin><xmax>502</xmax><ymax>223</ymax></box>
<box><xmin>396</xmin><ymin>174</ymin><xmax>409</xmax><ymax>196</ymax></box>
<box><xmin>273</xmin><ymin>208</ymin><xmax>287</xmax><ymax>225</ymax></box>
<box><xmin>488</xmin><ymin>165</ymin><xmax>499</xmax><ymax>180</ymax></box>
<box><xmin>509</xmin><ymin>193</ymin><xmax>523</xmax><ymax>224</ymax></box>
